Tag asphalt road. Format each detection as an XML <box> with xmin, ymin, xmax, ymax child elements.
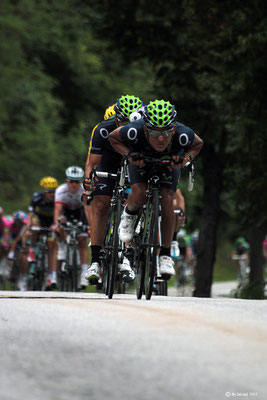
<box><xmin>1</xmin><ymin>290</ymin><xmax>266</xmax><ymax>400</ymax></box>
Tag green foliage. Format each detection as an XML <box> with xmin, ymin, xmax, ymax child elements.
<box><xmin>0</xmin><ymin>0</ymin><xmax>156</xmax><ymax>213</ymax></box>
<box><xmin>230</xmin><ymin>280</ymin><xmax>266</xmax><ymax>300</ymax></box>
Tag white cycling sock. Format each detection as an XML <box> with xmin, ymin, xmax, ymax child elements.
<box><xmin>81</xmin><ymin>264</ymin><xmax>88</xmax><ymax>274</ymax></box>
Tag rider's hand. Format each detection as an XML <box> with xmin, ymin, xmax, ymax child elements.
<box><xmin>129</xmin><ymin>156</ymin><xmax>145</xmax><ymax>167</ymax></box>
<box><xmin>128</xmin><ymin>153</ymin><xmax>145</xmax><ymax>167</ymax></box>
<box><xmin>83</xmin><ymin>177</ymin><xmax>97</xmax><ymax>191</ymax></box>
<box><xmin>170</xmin><ymin>155</ymin><xmax>188</xmax><ymax>169</ymax></box>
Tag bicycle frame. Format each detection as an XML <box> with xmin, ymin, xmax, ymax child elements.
<box><xmin>28</xmin><ymin>227</ymin><xmax>50</xmax><ymax>291</ymax></box>
<box><xmin>94</xmin><ymin>158</ymin><xmax>129</xmax><ymax>298</ymax></box>
<box><xmin>59</xmin><ymin>219</ymin><xmax>87</xmax><ymax>292</ymax></box>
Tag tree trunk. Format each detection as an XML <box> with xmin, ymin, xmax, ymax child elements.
<box><xmin>247</xmin><ymin>222</ymin><xmax>266</xmax><ymax>298</ymax></box>
<box><xmin>193</xmin><ymin>143</ymin><xmax>224</xmax><ymax>297</ymax></box>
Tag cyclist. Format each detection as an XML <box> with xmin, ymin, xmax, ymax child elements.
<box><xmin>8</xmin><ymin>211</ymin><xmax>28</xmax><ymax>291</ymax></box>
<box><xmin>171</xmin><ymin>188</ymin><xmax>186</xmax><ymax>258</ymax></box>
<box><xmin>54</xmin><ymin>166</ymin><xmax>89</xmax><ymax>289</ymax></box>
<box><xmin>232</xmin><ymin>236</ymin><xmax>250</xmax><ymax>280</ymax></box>
<box><xmin>83</xmin><ymin>95</ymin><xmax>143</xmax><ymax>283</ymax></box>
<box><xmin>176</xmin><ymin>228</ymin><xmax>192</xmax><ymax>285</ymax></box>
<box><xmin>0</xmin><ymin>207</ymin><xmax>13</xmax><ymax>256</ymax></box>
<box><xmin>109</xmin><ymin>99</ymin><xmax>203</xmax><ymax>279</ymax></box>
<box><xmin>27</xmin><ymin>176</ymin><xmax>59</xmax><ymax>290</ymax></box>
<box><xmin>129</xmin><ymin>106</ymin><xmax>187</xmax><ymax>261</ymax></box>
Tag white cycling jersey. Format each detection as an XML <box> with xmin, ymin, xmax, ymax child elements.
<box><xmin>55</xmin><ymin>183</ymin><xmax>83</xmax><ymax>210</ymax></box>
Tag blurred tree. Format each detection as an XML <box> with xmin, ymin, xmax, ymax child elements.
<box><xmin>0</xmin><ymin>0</ymin><xmax>155</xmax><ymax>210</ymax></box>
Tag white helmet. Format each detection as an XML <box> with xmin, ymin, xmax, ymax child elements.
<box><xmin>129</xmin><ymin>106</ymin><xmax>145</xmax><ymax>122</ymax></box>
<box><xmin>65</xmin><ymin>166</ymin><xmax>84</xmax><ymax>181</ymax></box>
<box><xmin>129</xmin><ymin>111</ymin><xmax>142</xmax><ymax>122</ymax></box>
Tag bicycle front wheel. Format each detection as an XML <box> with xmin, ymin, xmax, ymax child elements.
<box><xmin>108</xmin><ymin>199</ymin><xmax>122</xmax><ymax>299</ymax></box>
<box><xmin>144</xmin><ymin>190</ymin><xmax>159</xmax><ymax>300</ymax></box>
<box><xmin>36</xmin><ymin>251</ymin><xmax>46</xmax><ymax>291</ymax></box>
<box><xmin>134</xmin><ymin>217</ymin><xmax>145</xmax><ymax>299</ymax></box>
<box><xmin>72</xmin><ymin>245</ymin><xmax>79</xmax><ymax>292</ymax></box>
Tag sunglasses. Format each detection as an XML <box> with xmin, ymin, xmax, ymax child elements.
<box><xmin>147</xmin><ymin>127</ymin><xmax>174</xmax><ymax>138</ymax></box>
<box><xmin>43</xmin><ymin>190</ymin><xmax>55</xmax><ymax>194</ymax></box>
<box><xmin>68</xmin><ymin>180</ymin><xmax>80</xmax><ymax>184</ymax></box>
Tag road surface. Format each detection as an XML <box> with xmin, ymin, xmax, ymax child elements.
<box><xmin>0</xmin><ymin>290</ymin><xmax>266</xmax><ymax>400</ymax></box>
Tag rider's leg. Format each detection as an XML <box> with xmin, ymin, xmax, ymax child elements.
<box><xmin>47</xmin><ymin>239</ymin><xmax>58</xmax><ymax>286</ymax></box>
<box><xmin>86</xmin><ymin>195</ymin><xmax>111</xmax><ymax>281</ymax></box>
<box><xmin>119</xmin><ymin>183</ymin><xmax>146</xmax><ymax>243</ymax></box>
<box><xmin>161</xmin><ymin>187</ymin><xmax>176</xmax><ymax>250</ymax></box>
<box><xmin>159</xmin><ymin>187</ymin><xmax>176</xmax><ymax>277</ymax></box>
<box><xmin>126</xmin><ymin>183</ymin><xmax>147</xmax><ymax>212</ymax></box>
<box><xmin>78</xmin><ymin>235</ymin><xmax>89</xmax><ymax>284</ymax></box>
<box><xmin>90</xmin><ymin>194</ymin><xmax>111</xmax><ymax>248</ymax></box>
<box><xmin>27</xmin><ymin>217</ymin><xmax>39</xmax><ymax>262</ymax></box>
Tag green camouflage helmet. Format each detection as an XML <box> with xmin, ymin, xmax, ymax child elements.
<box><xmin>114</xmin><ymin>95</ymin><xmax>143</xmax><ymax>120</ymax></box>
<box><xmin>144</xmin><ymin>99</ymin><xmax>177</xmax><ymax>128</ymax></box>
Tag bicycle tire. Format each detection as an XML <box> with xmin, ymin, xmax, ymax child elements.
<box><xmin>102</xmin><ymin>215</ymin><xmax>112</xmax><ymax>295</ymax></box>
<box><xmin>65</xmin><ymin>245</ymin><xmax>73</xmax><ymax>292</ymax></box>
<box><xmin>72</xmin><ymin>245</ymin><xmax>78</xmax><ymax>292</ymax></box>
<box><xmin>35</xmin><ymin>249</ymin><xmax>45</xmax><ymax>291</ymax></box>
<box><xmin>134</xmin><ymin>220</ymin><xmax>145</xmax><ymax>299</ymax></box>
<box><xmin>144</xmin><ymin>189</ymin><xmax>159</xmax><ymax>300</ymax></box>
<box><xmin>158</xmin><ymin>280</ymin><xmax>168</xmax><ymax>296</ymax></box>
<box><xmin>108</xmin><ymin>199</ymin><xmax>122</xmax><ymax>299</ymax></box>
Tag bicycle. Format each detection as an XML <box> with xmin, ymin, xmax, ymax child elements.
<box><xmin>27</xmin><ymin>226</ymin><xmax>51</xmax><ymax>291</ymax></box>
<box><xmin>9</xmin><ymin>245</ymin><xmax>28</xmax><ymax>290</ymax></box>
<box><xmin>132</xmin><ymin>153</ymin><xmax>194</xmax><ymax>300</ymax></box>
<box><xmin>90</xmin><ymin>157</ymin><xmax>129</xmax><ymax>299</ymax></box>
<box><xmin>58</xmin><ymin>219</ymin><xmax>88</xmax><ymax>292</ymax></box>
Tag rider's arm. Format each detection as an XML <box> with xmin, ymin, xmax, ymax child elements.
<box><xmin>109</xmin><ymin>127</ymin><xmax>130</xmax><ymax>156</ymax></box>
<box><xmin>9</xmin><ymin>233</ymin><xmax>21</xmax><ymax>253</ymax></box>
<box><xmin>26</xmin><ymin>211</ymin><xmax>34</xmax><ymax>229</ymax></box>
<box><xmin>185</xmin><ymin>134</ymin><xmax>203</xmax><ymax>160</ymax></box>
<box><xmin>84</xmin><ymin>153</ymin><xmax>102</xmax><ymax>178</ymax></box>
<box><xmin>54</xmin><ymin>202</ymin><xmax>63</xmax><ymax>226</ymax></box>
<box><xmin>174</xmin><ymin>189</ymin><xmax>185</xmax><ymax>213</ymax></box>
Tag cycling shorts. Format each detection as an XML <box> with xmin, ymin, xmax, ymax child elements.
<box><xmin>62</xmin><ymin>207</ymin><xmax>88</xmax><ymax>237</ymax></box>
<box><xmin>32</xmin><ymin>215</ymin><xmax>54</xmax><ymax>241</ymax></box>
<box><xmin>128</xmin><ymin>164</ymin><xmax>181</xmax><ymax>192</ymax></box>
<box><xmin>93</xmin><ymin>151</ymin><xmax>122</xmax><ymax>197</ymax></box>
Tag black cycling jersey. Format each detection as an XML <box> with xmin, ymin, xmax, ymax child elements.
<box><xmin>28</xmin><ymin>191</ymin><xmax>54</xmax><ymax>226</ymax></box>
<box><xmin>118</xmin><ymin>119</ymin><xmax>195</xmax><ymax>157</ymax></box>
<box><xmin>88</xmin><ymin>117</ymin><xmax>117</xmax><ymax>155</ymax></box>
<box><xmin>88</xmin><ymin>117</ymin><xmax>122</xmax><ymax>197</ymax></box>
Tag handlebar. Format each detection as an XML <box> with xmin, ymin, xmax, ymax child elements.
<box><xmin>84</xmin><ymin>156</ymin><xmax>128</xmax><ymax>204</ymax></box>
<box><xmin>57</xmin><ymin>218</ymin><xmax>88</xmax><ymax>232</ymax></box>
<box><xmin>127</xmin><ymin>151</ymin><xmax>195</xmax><ymax>191</ymax></box>
<box><xmin>30</xmin><ymin>226</ymin><xmax>51</xmax><ymax>233</ymax></box>
<box><xmin>127</xmin><ymin>151</ymin><xmax>184</xmax><ymax>167</ymax></box>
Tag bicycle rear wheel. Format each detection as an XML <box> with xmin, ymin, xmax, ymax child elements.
<box><xmin>108</xmin><ymin>199</ymin><xmax>122</xmax><ymax>299</ymax></box>
<box><xmin>144</xmin><ymin>190</ymin><xmax>159</xmax><ymax>300</ymax></box>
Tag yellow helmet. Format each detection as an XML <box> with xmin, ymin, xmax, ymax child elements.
<box><xmin>104</xmin><ymin>105</ymin><xmax>116</xmax><ymax>120</ymax></box>
<box><xmin>40</xmin><ymin>176</ymin><xmax>58</xmax><ymax>191</ymax></box>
